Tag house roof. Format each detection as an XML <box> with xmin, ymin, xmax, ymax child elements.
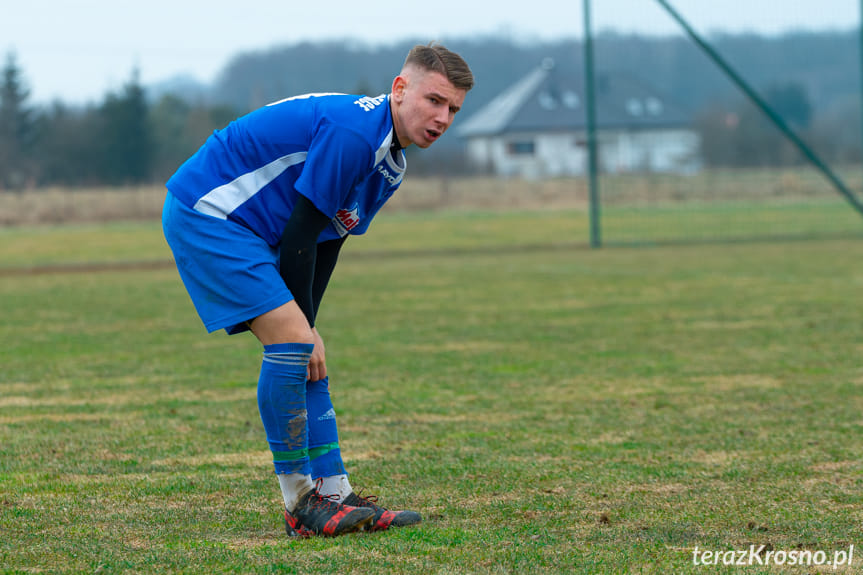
<box><xmin>457</xmin><ymin>59</ymin><xmax>692</xmax><ymax>138</ymax></box>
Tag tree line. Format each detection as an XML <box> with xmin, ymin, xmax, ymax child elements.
<box><xmin>1</xmin><ymin>30</ymin><xmax>861</xmax><ymax>190</ymax></box>
<box><xmin>210</xmin><ymin>34</ymin><xmax>862</xmax><ymax>168</ymax></box>
<box><xmin>0</xmin><ymin>53</ymin><xmax>235</xmax><ymax>190</ymax></box>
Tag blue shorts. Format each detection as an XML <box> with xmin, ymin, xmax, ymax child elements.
<box><xmin>162</xmin><ymin>191</ymin><xmax>293</xmax><ymax>335</ymax></box>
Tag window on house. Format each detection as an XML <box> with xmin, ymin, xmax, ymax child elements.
<box><xmin>538</xmin><ymin>92</ymin><xmax>557</xmax><ymax>110</ymax></box>
<box><xmin>645</xmin><ymin>97</ymin><xmax>664</xmax><ymax>116</ymax></box>
<box><xmin>562</xmin><ymin>91</ymin><xmax>580</xmax><ymax>109</ymax></box>
<box><xmin>508</xmin><ymin>141</ymin><xmax>535</xmax><ymax>155</ymax></box>
<box><xmin>626</xmin><ymin>98</ymin><xmax>644</xmax><ymax>116</ymax></box>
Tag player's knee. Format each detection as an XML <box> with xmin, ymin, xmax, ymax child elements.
<box><xmin>273</xmin><ymin>322</ymin><xmax>314</xmax><ymax>345</ymax></box>
<box><xmin>267</xmin><ymin>325</ymin><xmax>313</xmax><ymax>345</ymax></box>
<box><xmin>249</xmin><ymin>303</ymin><xmax>314</xmax><ymax>345</ymax></box>
<box><xmin>290</xmin><ymin>326</ymin><xmax>315</xmax><ymax>345</ymax></box>
<box><xmin>256</xmin><ymin>322</ymin><xmax>314</xmax><ymax>346</ymax></box>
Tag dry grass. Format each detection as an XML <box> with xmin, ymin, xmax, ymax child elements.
<box><xmin>0</xmin><ymin>178</ymin><xmax>587</xmax><ymax>227</ymax></box>
<box><xmin>0</xmin><ymin>186</ymin><xmax>167</xmax><ymax>226</ymax></box>
<box><xmin>385</xmin><ymin>176</ymin><xmax>589</xmax><ymax>211</ymax></box>
<box><xmin>1</xmin><ymin>167</ymin><xmax>858</xmax><ymax>227</ymax></box>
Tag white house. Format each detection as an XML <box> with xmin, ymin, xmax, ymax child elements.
<box><xmin>456</xmin><ymin>59</ymin><xmax>701</xmax><ymax>178</ymax></box>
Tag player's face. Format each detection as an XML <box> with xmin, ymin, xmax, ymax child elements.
<box><xmin>392</xmin><ymin>68</ymin><xmax>467</xmax><ymax>149</ymax></box>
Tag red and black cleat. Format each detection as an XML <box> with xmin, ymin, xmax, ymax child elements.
<box><xmin>343</xmin><ymin>491</ymin><xmax>422</xmax><ymax>532</ymax></box>
<box><xmin>285</xmin><ymin>489</ymin><xmax>374</xmax><ymax>538</ymax></box>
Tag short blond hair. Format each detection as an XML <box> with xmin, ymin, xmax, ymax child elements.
<box><xmin>403</xmin><ymin>43</ymin><xmax>474</xmax><ymax>92</ymax></box>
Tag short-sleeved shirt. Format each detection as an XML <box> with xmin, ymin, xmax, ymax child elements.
<box><xmin>166</xmin><ymin>93</ymin><xmax>405</xmax><ymax>246</ymax></box>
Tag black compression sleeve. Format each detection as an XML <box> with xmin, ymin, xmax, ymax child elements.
<box><xmin>279</xmin><ymin>195</ymin><xmax>333</xmax><ymax>327</ymax></box>
<box><xmin>312</xmin><ymin>236</ymin><xmax>347</xmax><ymax>319</ymax></box>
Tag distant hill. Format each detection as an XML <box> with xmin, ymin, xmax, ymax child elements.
<box><xmin>148</xmin><ymin>73</ymin><xmax>211</xmax><ymax>104</ymax></box>
<box><xmin>147</xmin><ymin>31</ymin><xmax>861</xmax><ymax>162</ymax></box>
<box><xmin>194</xmin><ymin>31</ymin><xmax>858</xmax><ymax>114</ymax></box>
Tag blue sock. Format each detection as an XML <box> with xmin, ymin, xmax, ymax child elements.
<box><xmin>306</xmin><ymin>377</ymin><xmax>348</xmax><ymax>479</ymax></box>
<box><xmin>257</xmin><ymin>343</ymin><xmax>314</xmax><ymax>475</ymax></box>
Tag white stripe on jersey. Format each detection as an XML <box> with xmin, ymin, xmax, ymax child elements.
<box><xmin>374</xmin><ymin>129</ymin><xmax>393</xmax><ymax>167</ymax></box>
<box><xmin>193</xmin><ymin>151</ymin><xmax>308</xmax><ymax>219</ymax></box>
<box><xmin>266</xmin><ymin>93</ymin><xmax>345</xmax><ymax>107</ymax></box>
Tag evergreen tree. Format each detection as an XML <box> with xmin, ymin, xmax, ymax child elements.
<box><xmin>99</xmin><ymin>67</ymin><xmax>152</xmax><ymax>184</ymax></box>
<box><xmin>150</xmin><ymin>94</ymin><xmax>193</xmax><ymax>181</ymax></box>
<box><xmin>765</xmin><ymin>82</ymin><xmax>813</xmax><ymax>129</ymax></box>
<box><xmin>38</xmin><ymin>102</ymin><xmax>104</xmax><ymax>186</ymax></box>
<box><xmin>0</xmin><ymin>52</ymin><xmax>36</xmax><ymax>189</ymax></box>
<box><xmin>150</xmin><ymin>94</ymin><xmax>234</xmax><ymax>181</ymax></box>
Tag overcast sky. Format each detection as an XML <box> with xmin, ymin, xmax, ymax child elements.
<box><xmin>2</xmin><ymin>0</ymin><xmax>858</xmax><ymax>104</ymax></box>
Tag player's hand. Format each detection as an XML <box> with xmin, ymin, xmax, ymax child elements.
<box><xmin>308</xmin><ymin>327</ymin><xmax>327</xmax><ymax>382</ymax></box>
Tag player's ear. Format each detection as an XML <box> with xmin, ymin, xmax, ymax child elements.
<box><xmin>391</xmin><ymin>74</ymin><xmax>407</xmax><ymax>103</ymax></box>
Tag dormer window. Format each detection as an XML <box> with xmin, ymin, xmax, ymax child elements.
<box><xmin>562</xmin><ymin>91</ymin><xmax>580</xmax><ymax>109</ymax></box>
<box><xmin>646</xmin><ymin>97</ymin><xmax>664</xmax><ymax>116</ymax></box>
<box><xmin>626</xmin><ymin>98</ymin><xmax>644</xmax><ymax>116</ymax></box>
<box><xmin>538</xmin><ymin>92</ymin><xmax>557</xmax><ymax>110</ymax></box>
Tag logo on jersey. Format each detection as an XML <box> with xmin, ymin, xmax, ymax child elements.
<box><xmin>377</xmin><ymin>164</ymin><xmax>400</xmax><ymax>185</ymax></box>
<box><xmin>333</xmin><ymin>203</ymin><xmax>361</xmax><ymax>236</ymax></box>
<box><xmin>354</xmin><ymin>95</ymin><xmax>386</xmax><ymax>112</ymax></box>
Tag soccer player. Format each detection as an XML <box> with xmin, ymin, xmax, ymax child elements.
<box><xmin>162</xmin><ymin>43</ymin><xmax>473</xmax><ymax>537</ymax></box>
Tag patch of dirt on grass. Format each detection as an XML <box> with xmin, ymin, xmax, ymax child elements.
<box><xmin>0</xmin><ymin>387</ymin><xmax>254</xmax><ymax>410</ymax></box>
<box><xmin>151</xmin><ymin>451</ymin><xmax>270</xmax><ymax>468</ymax></box>
<box><xmin>699</xmin><ymin>374</ymin><xmax>782</xmax><ymax>391</ymax></box>
<box><xmin>630</xmin><ymin>482</ymin><xmax>690</xmax><ymax>496</ymax></box>
<box><xmin>223</xmin><ymin>534</ymin><xmax>283</xmax><ymax>550</ymax></box>
<box><xmin>402</xmin><ymin>340</ymin><xmax>509</xmax><ymax>354</ymax></box>
<box><xmin>809</xmin><ymin>460</ymin><xmax>859</xmax><ymax>473</ymax></box>
<box><xmin>689</xmin><ymin>449</ymin><xmax>735</xmax><ymax>465</ymax></box>
<box><xmin>0</xmin><ymin>412</ymin><xmax>108</xmax><ymax>424</ymax></box>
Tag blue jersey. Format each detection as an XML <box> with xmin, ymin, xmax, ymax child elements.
<box><xmin>166</xmin><ymin>93</ymin><xmax>405</xmax><ymax>246</ymax></box>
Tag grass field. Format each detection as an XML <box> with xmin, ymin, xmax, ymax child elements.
<box><xmin>3</xmin><ymin>166</ymin><xmax>863</xmax><ymax>247</ymax></box>
<box><xmin>2</xmin><ymin>208</ymin><xmax>863</xmax><ymax>573</ymax></box>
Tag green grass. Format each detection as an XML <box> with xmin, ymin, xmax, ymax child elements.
<box><xmin>1</xmin><ymin>198</ymin><xmax>860</xmax><ymax>272</ymax></box>
<box><xmin>602</xmin><ymin>199</ymin><xmax>863</xmax><ymax>244</ymax></box>
<box><xmin>0</xmin><ymin>221</ymin><xmax>172</xmax><ymax>268</ymax></box>
<box><xmin>2</xmin><ymin>210</ymin><xmax>863</xmax><ymax>573</ymax></box>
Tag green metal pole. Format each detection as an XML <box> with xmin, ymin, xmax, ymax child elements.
<box><xmin>584</xmin><ymin>0</ymin><xmax>601</xmax><ymax>248</ymax></box>
<box><xmin>654</xmin><ymin>0</ymin><xmax>863</xmax><ymax>219</ymax></box>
